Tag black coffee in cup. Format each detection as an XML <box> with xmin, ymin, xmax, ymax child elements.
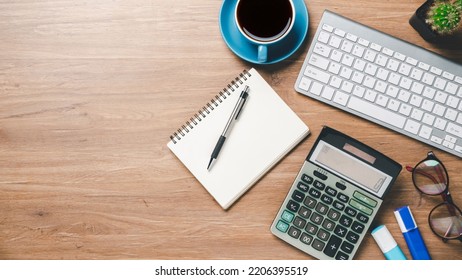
<box><xmin>236</xmin><ymin>0</ymin><xmax>294</xmax><ymax>42</ymax></box>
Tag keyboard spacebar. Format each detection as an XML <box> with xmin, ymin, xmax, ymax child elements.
<box><xmin>347</xmin><ymin>97</ymin><xmax>406</xmax><ymax>129</ymax></box>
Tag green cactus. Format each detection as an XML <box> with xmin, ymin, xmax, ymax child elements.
<box><xmin>455</xmin><ymin>0</ymin><xmax>462</xmax><ymax>9</ymax></box>
<box><xmin>426</xmin><ymin>1</ymin><xmax>462</xmax><ymax>35</ymax></box>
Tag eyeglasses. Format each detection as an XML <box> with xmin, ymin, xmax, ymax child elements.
<box><xmin>406</xmin><ymin>151</ymin><xmax>462</xmax><ymax>242</ymax></box>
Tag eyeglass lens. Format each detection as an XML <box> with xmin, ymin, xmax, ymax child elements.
<box><xmin>413</xmin><ymin>157</ymin><xmax>462</xmax><ymax>240</ymax></box>
<box><xmin>413</xmin><ymin>159</ymin><xmax>448</xmax><ymax>195</ymax></box>
<box><xmin>429</xmin><ymin>203</ymin><xmax>462</xmax><ymax>240</ymax></box>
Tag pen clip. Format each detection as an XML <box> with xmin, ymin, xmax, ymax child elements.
<box><xmin>235</xmin><ymin>87</ymin><xmax>249</xmax><ymax>120</ymax></box>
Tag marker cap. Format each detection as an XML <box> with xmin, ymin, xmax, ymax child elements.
<box><xmin>394</xmin><ymin>206</ymin><xmax>417</xmax><ymax>233</ymax></box>
<box><xmin>371</xmin><ymin>225</ymin><xmax>407</xmax><ymax>260</ymax></box>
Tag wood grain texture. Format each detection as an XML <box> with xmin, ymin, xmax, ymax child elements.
<box><xmin>0</xmin><ymin>0</ymin><xmax>461</xmax><ymax>260</ymax></box>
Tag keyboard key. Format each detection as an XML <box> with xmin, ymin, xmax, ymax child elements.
<box><xmin>299</xmin><ymin>77</ymin><xmax>311</xmax><ymax>91</ymax></box>
<box><xmin>318</xmin><ymin>31</ymin><xmax>331</xmax><ymax>43</ymax></box>
<box><xmin>313</xmin><ymin>43</ymin><xmax>332</xmax><ymax>57</ymax></box>
<box><xmin>310</xmin><ymin>81</ymin><xmax>324</xmax><ymax>95</ymax></box>
<box><xmin>346</xmin><ymin>33</ymin><xmax>358</xmax><ymax>42</ymax></box>
<box><xmin>404</xmin><ymin>119</ymin><xmax>421</xmax><ymax>135</ymax></box>
<box><xmin>309</xmin><ymin>54</ymin><xmax>330</xmax><ymax>70</ymax></box>
<box><xmin>348</xmin><ymin>96</ymin><xmax>406</xmax><ymax>128</ymax></box>
<box><xmin>321</xmin><ymin>86</ymin><xmax>335</xmax><ymax>100</ymax></box>
<box><xmin>304</xmin><ymin>66</ymin><xmax>330</xmax><ymax>84</ymax></box>
<box><xmin>341</xmin><ymin>40</ymin><xmax>354</xmax><ymax>53</ymax></box>
<box><xmin>333</xmin><ymin>91</ymin><xmax>349</xmax><ymax>106</ymax></box>
<box><xmin>447</xmin><ymin>122</ymin><xmax>462</xmax><ymax>138</ymax></box>
<box><xmin>329</xmin><ymin>35</ymin><xmax>342</xmax><ymax>48</ymax></box>
<box><xmin>419</xmin><ymin>125</ymin><xmax>432</xmax><ymax>139</ymax></box>
<box><xmin>322</xmin><ymin>23</ymin><xmax>334</xmax><ymax>32</ymax></box>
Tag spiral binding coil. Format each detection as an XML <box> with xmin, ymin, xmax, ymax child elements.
<box><xmin>169</xmin><ymin>69</ymin><xmax>251</xmax><ymax>144</ymax></box>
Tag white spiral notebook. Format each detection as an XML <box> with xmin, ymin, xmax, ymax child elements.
<box><xmin>167</xmin><ymin>68</ymin><xmax>310</xmax><ymax>209</ymax></box>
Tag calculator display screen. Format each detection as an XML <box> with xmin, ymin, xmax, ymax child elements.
<box><xmin>310</xmin><ymin>141</ymin><xmax>392</xmax><ymax>197</ymax></box>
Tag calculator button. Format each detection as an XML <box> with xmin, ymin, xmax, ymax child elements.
<box><xmin>323</xmin><ymin>235</ymin><xmax>342</xmax><ymax>257</ymax></box>
<box><xmin>303</xmin><ymin>196</ymin><xmax>317</xmax><ymax>209</ymax></box>
<box><xmin>327</xmin><ymin>209</ymin><xmax>341</xmax><ymax>221</ymax></box>
<box><xmin>321</xmin><ymin>194</ymin><xmax>333</xmax><ymax>205</ymax></box>
<box><xmin>337</xmin><ymin>193</ymin><xmax>349</xmax><ymax>203</ymax></box>
<box><xmin>301</xmin><ymin>174</ymin><xmax>314</xmax><ymax>184</ymax></box>
<box><xmin>300</xmin><ymin>232</ymin><xmax>313</xmax><ymax>245</ymax></box>
<box><xmin>292</xmin><ymin>190</ymin><xmax>305</xmax><ymax>202</ymax></box>
<box><xmin>313</xmin><ymin>170</ymin><xmax>328</xmax><ymax>180</ymax></box>
<box><xmin>315</xmin><ymin>202</ymin><xmax>329</xmax><ymax>215</ymax></box>
<box><xmin>335</xmin><ymin>251</ymin><xmax>349</xmax><ymax>260</ymax></box>
<box><xmin>353</xmin><ymin>191</ymin><xmax>378</xmax><ymax>207</ymax></box>
<box><xmin>293</xmin><ymin>216</ymin><xmax>307</xmax><ymax>229</ymax></box>
<box><xmin>341</xmin><ymin>241</ymin><xmax>354</xmax><ymax>254</ymax></box>
<box><xmin>305</xmin><ymin>223</ymin><xmax>319</xmax><ymax>235</ymax></box>
<box><xmin>310</xmin><ymin>212</ymin><xmax>324</xmax><ymax>225</ymax></box>
<box><xmin>297</xmin><ymin>181</ymin><xmax>309</xmax><ymax>192</ymax></box>
<box><xmin>286</xmin><ymin>200</ymin><xmax>300</xmax><ymax>212</ymax></box>
<box><xmin>334</xmin><ymin>224</ymin><xmax>347</xmax><ymax>237</ymax></box>
<box><xmin>357</xmin><ymin>212</ymin><xmax>369</xmax><ymax>223</ymax></box>
<box><xmin>325</xmin><ymin>186</ymin><xmax>337</xmax><ymax>197</ymax></box>
<box><xmin>317</xmin><ymin>229</ymin><xmax>331</xmax><ymax>241</ymax></box>
<box><xmin>335</xmin><ymin>182</ymin><xmax>347</xmax><ymax>190</ymax></box>
<box><xmin>313</xmin><ymin>180</ymin><xmax>326</xmax><ymax>190</ymax></box>
<box><xmin>322</xmin><ymin>218</ymin><xmax>335</xmax><ymax>231</ymax></box>
<box><xmin>312</xmin><ymin>239</ymin><xmax>325</xmax><ymax>251</ymax></box>
<box><xmin>288</xmin><ymin>226</ymin><xmax>301</xmax><ymax>239</ymax></box>
<box><xmin>346</xmin><ymin>231</ymin><xmax>360</xmax><ymax>244</ymax></box>
<box><xmin>333</xmin><ymin>200</ymin><xmax>345</xmax><ymax>211</ymax></box>
<box><xmin>308</xmin><ymin>188</ymin><xmax>321</xmax><ymax>198</ymax></box>
<box><xmin>298</xmin><ymin>206</ymin><xmax>312</xmax><ymax>219</ymax></box>
<box><xmin>351</xmin><ymin>221</ymin><xmax>365</xmax><ymax>234</ymax></box>
<box><xmin>339</xmin><ymin>215</ymin><xmax>353</xmax><ymax>227</ymax></box>
<box><xmin>344</xmin><ymin>206</ymin><xmax>357</xmax><ymax>217</ymax></box>
<box><xmin>276</xmin><ymin>220</ymin><xmax>289</xmax><ymax>232</ymax></box>
<box><xmin>281</xmin><ymin>210</ymin><xmax>294</xmax><ymax>223</ymax></box>
<box><xmin>349</xmin><ymin>199</ymin><xmax>373</xmax><ymax>215</ymax></box>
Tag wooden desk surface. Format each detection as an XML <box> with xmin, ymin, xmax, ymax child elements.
<box><xmin>1</xmin><ymin>0</ymin><xmax>461</xmax><ymax>260</ymax></box>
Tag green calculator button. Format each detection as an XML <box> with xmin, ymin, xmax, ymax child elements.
<box><xmin>349</xmin><ymin>199</ymin><xmax>373</xmax><ymax>216</ymax></box>
<box><xmin>276</xmin><ymin>220</ymin><xmax>289</xmax><ymax>233</ymax></box>
<box><xmin>281</xmin><ymin>210</ymin><xmax>295</xmax><ymax>223</ymax></box>
<box><xmin>353</xmin><ymin>191</ymin><xmax>377</xmax><ymax>208</ymax></box>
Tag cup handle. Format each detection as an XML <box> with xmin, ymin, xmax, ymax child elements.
<box><xmin>257</xmin><ymin>45</ymin><xmax>267</xmax><ymax>63</ymax></box>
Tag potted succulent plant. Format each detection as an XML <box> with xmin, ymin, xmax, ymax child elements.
<box><xmin>409</xmin><ymin>0</ymin><xmax>462</xmax><ymax>43</ymax></box>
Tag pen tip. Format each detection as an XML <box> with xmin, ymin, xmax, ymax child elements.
<box><xmin>207</xmin><ymin>158</ymin><xmax>213</xmax><ymax>170</ymax></box>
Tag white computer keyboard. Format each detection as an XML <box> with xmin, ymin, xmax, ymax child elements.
<box><xmin>295</xmin><ymin>10</ymin><xmax>462</xmax><ymax>158</ymax></box>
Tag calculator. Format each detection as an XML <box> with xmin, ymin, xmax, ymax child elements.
<box><xmin>270</xmin><ymin>126</ymin><xmax>402</xmax><ymax>260</ymax></box>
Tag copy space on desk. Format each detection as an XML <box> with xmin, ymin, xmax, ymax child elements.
<box><xmin>167</xmin><ymin>68</ymin><xmax>310</xmax><ymax>209</ymax></box>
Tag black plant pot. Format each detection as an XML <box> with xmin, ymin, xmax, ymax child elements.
<box><xmin>409</xmin><ymin>0</ymin><xmax>462</xmax><ymax>44</ymax></box>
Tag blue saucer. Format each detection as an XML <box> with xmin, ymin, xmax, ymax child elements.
<box><xmin>219</xmin><ymin>0</ymin><xmax>309</xmax><ymax>64</ymax></box>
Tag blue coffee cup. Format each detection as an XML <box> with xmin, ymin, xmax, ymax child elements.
<box><xmin>234</xmin><ymin>0</ymin><xmax>296</xmax><ymax>63</ymax></box>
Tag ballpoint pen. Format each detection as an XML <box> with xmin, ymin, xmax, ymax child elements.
<box><xmin>207</xmin><ymin>85</ymin><xmax>250</xmax><ymax>170</ymax></box>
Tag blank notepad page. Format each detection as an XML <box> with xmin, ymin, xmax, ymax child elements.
<box><xmin>167</xmin><ymin>68</ymin><xmax>309</xmax><ymax>209</ymax></box>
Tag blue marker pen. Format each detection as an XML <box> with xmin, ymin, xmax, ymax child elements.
<box><xmin>371</xmin><ymin>225</ymin><xmax>407</xmax><ymax>260</ymax></box>
<box><xmin>394</xmin><ymin>206</ymin><xmax>431</xmax><ymax>260</ymax></box>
